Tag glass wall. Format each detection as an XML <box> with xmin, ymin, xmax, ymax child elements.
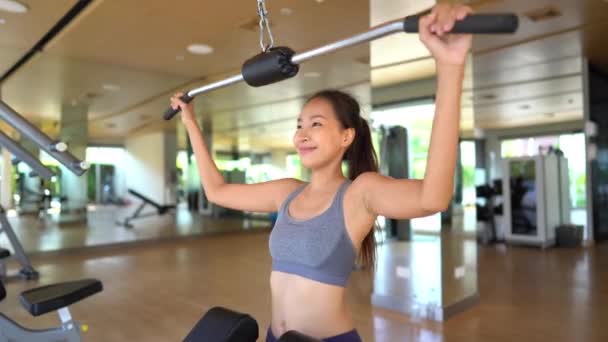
<box><xmin>371</xmin><ymin>101</ymin><xmax>442</xmax><ymax>232</ymax></box>
<box><xmin>13</xmin><ymin>146</ymin><xmax>127</xmax><ymax>213</ymax></box>
<box><xmin>85</xmin><ymin>147</ymin><xmax>127</xmax><ymax>204</ymax></box>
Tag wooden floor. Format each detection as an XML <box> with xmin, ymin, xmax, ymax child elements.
<box><xmin>0</xmin><ymin>231</ymin><xmax>606</xmax><ymax>342</ymax></box>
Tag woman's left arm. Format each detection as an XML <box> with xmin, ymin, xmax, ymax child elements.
<box><xmin>352</xmin><ymin>4</ymin><xmax>472</xmax><ymax>219</ymax></box>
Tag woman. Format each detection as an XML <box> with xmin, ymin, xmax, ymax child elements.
<box><xmin>171</xmin><ymin>4</ymin><xmax>472</xmax><ymax>341</ymax></box>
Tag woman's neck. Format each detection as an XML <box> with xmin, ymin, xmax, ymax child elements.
<box><xmin>308</xmin><ymin>161</ymin><xmax>346</xmax><ymax>192</ymax></box>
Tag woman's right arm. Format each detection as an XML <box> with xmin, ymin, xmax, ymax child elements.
<box><xmin>173</xmin><ymin>93</ymin><xmax>302</xmax><ymax>213</ymax></box>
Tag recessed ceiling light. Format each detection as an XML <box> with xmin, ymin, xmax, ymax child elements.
<box><xmin>523</xmin><ymin>5</ymin><xmax>562</xmax><ymax>22</ymax></box>
<box><xmin>303</xmin><ymin>71</ymin><xmax>321</xmax><ymax>78</ymax></box>
<box><xmin>102</xmin><ymin>83</ymin><xmax>120</xmax><ymax>91</ymax></box>
<box><xmin>315</xmin><ymin>0</ymin><xmax>325</xmax><ymax>3</ymax></box>
<box><xmin>0</xmin><ymin>0</ymin><xmax>28</xmax><ymax>14</ymax></box>
<box><xmin>187</xmin><ymin>44</ymin><xmax>214</xmax><ymax>55</ymax></box>
<box><xmin>84</xmin><ymin>91</ymin><xmax>100</xmax><ymax>100</ymax></box>
<box><xmin>280</xmin><ymin>8</ymin><xmax>294</xmax><ymax>15</ymax></box>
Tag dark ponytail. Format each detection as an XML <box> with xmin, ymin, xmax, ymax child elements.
<box><xmin>307</xmin><ymin>89</ymin><xmax>379</xmax><ymax>270</ymax></box>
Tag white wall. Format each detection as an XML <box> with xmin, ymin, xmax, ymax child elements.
<box><xmin>125</xmin><ymin>131</ymin><xmax>173</xmax><ymax>205</ymax></box>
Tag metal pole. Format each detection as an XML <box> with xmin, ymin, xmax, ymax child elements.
<box><xmin>0</xmin><ymin>131</ymin><xmax>53</xmax><ymax>180</ymax></box>
<box><xmin>189</xmin><ymin>75</ymin><xmax>245</xmax><ymax>97</ymax></box>
<box><xmin>292</xmin><ymin>21</ymin><xmax>403</xmax><ymax>64</ymax></box>
<box><xmin>0</xmin><ymin>206</ymin><xmax>38</xmax><ymax>279</ymax></box>
<box><xmin>0</xmin><ymin>101</ymin><xmax>88</xmax><ymax>175</ymax></box>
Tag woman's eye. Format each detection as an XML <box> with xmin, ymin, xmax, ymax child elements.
<box><xmin>312</xmin><ymin>122</ymin><xmax>322</xmax><ymax>127</ymax></box>
<box><xmin>296</xmin><ymin>124</ymin><xmax>302</xmax><ymax>129</ymax></box>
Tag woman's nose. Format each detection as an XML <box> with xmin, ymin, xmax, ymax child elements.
<box><xmin>295</xmin><ymin>129</ymin><xmax>310</xmax><ymax>142</ymax></box>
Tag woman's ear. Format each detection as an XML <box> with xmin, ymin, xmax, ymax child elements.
<box><xmin>341</xmin><ymin>127</ymin><xmax>356</xmax><ymax>147</ymax></box>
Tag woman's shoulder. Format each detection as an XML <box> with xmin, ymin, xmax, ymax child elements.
<box><xmin>350</xmin><ymin>171</ymin><xmax>383</xmax><ymax>190</ymax></box>
<box><xmin>278</xmin><ymin>178</ymin><xmax>306</xmax><ymax>189</ymax></box>
<box><xmin>274</xmin><ymin>178</ymin><xmax>307</xmax><ymax>203</ymax></box>
<box><xmin>346</xmin><ymin>172</ymin><xmax>386</xmax><ymax>211</ymax></box>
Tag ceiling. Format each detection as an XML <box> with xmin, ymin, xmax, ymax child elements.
<box><xmin>372</xmin><ymin>0</ymin><xmax>608</xmax><ymax>135</ymax></box>
<box><xmin>0</xmin><ymin>0</ymin><xmax>606</xmax><ymax>152</ymax></box>
<box><xmin>0</xmin><ymin>0</ymin><xmax>372</xmax><ymax>151</ymax></box>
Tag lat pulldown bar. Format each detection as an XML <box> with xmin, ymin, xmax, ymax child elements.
<box><xmin>163</xmin><ymin>13</ymin><xmax>519</xmax><ymax>120</ymax></box>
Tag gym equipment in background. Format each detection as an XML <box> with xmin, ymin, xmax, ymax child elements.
<box><xmin>502</xmin><ymin>151</ymin><xmax>570</xmax><ymax>247</ymax></box>
<box><xmin>0</xmin><ymin>99</ymin><xmax>89</xmax><ymax>281</ymax></box>
<box><xmin>116</xmin><ymin>189</ymin><xmax>175</xmax><ymax>228</ymax></box>
<box><xmin>0</xmin><ymin>131</ymin><xmax>55</xmax><ymax>280</ymax></box>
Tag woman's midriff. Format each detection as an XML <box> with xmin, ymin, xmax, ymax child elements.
<box><xmin>269</xmin><ymin>271</ymin><xmax>354</xmax><ymax>339</ymax></box>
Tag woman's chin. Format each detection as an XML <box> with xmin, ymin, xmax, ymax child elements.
<box><xmin>299</xmin><ymin>155</ymin><xmax>320</xmax><ymax>169</ymax></box>
<box><xmin>300</xmin><ymin>159</ymin><xmax>315</xmax><ymax>169</ymax></box>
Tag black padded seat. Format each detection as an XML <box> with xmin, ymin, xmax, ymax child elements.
<box><xmin>0</xmin><ymin>280</ymin><xmax>6</xmax><ymax>302</ymax></box>
<box><xmin>184</xmin><ymin>306</ymin><xmax>259</xmax><ymax>342</ymax></box>
<box><xmin>19</xmin><ymin>278</ymin><xmax>102</xmax><ymax>316</ymax></box>
<box><xmin>0</xmin><ymin>247</ymin><xmax>10</xmax><ymax>259</ymax></box>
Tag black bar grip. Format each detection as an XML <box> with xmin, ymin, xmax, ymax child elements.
<box><xmin>163</xmin><ymin>93</ymin><xmax>194</xmax><ymax>121</ymax></box>
<box><xmin>404</xmin><ymin>13</ymin><xmax>519</xmax><ymax>34</ymax></box>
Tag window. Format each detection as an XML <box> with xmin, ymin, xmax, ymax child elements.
<box><xmin>501</xmin><ymin>133</ymin><xmax>586</xmax><ymax>208</ymax></box>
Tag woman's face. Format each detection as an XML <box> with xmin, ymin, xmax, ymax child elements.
<box><xmin>293</xmin><ymin>97</ymin><xmax>354</xmax><ymax>169</ymax></box>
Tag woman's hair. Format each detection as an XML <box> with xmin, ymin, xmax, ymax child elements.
<box><xmin>307</xmin><ymin>89</ymin><xmax>379</xmax><ymax>270</ymax></box>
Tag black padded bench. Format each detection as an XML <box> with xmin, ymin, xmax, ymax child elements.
<box><xmin>0</xmin><ymin>247</ymin><xmax>10</xmax><ymax>259</ymax></box>
<box><xmin>0</xmin><ymin>278</ymin><xmax>103</xmax><ymax>341</ymax></box>
<box><xmin>19</xmin><ymin>278</ymin><xmax>102</xmax><ymax>316</ymax></box>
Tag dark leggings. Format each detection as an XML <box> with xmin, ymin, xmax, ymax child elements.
<box><xmin>266</xmin><ymin>327</ymin><xmax>362</xmax><ymax>342</ymax></box>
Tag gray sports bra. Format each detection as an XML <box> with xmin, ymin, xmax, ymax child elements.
<box><xmin>268</xmin><ymin>180</ymin><xmax>356</xmax><ymax>287</ymax></box>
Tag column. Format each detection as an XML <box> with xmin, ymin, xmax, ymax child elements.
<box><xmin>59</xmin><ymin>102</ymin><xmax>89</xmax><ymax>223</ymax></box>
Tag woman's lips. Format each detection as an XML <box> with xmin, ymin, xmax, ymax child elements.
<box><xmin>298</xmin><ymin>147</ymin><xmax>316</xmax><ymax>155</ymax></box>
